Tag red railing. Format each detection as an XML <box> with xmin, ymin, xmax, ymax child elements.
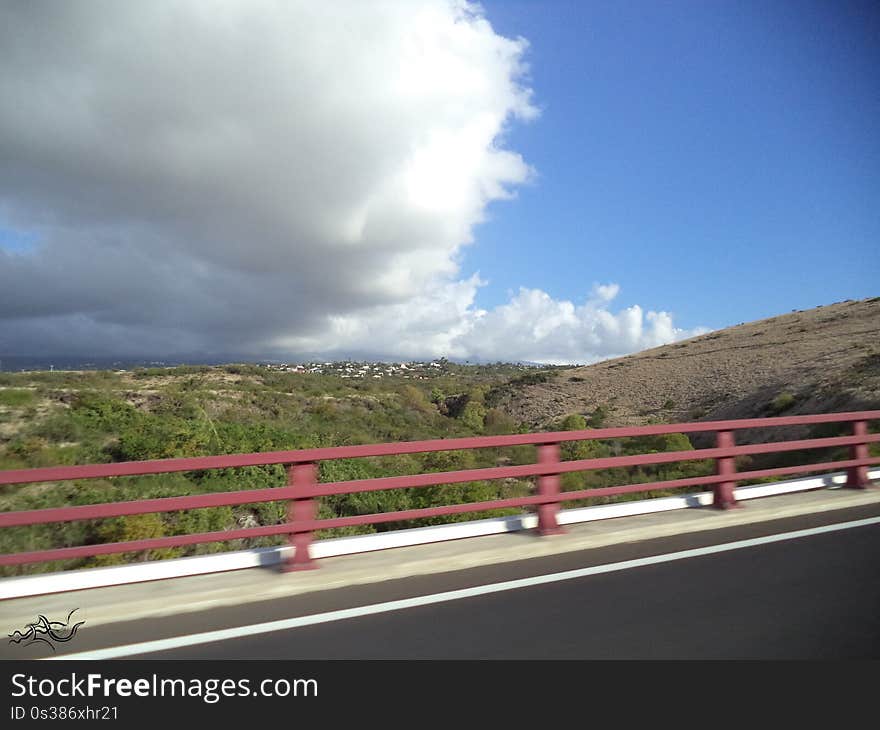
<box><xmin>1</xmin><ymin>411</ymin><xmax>878</xmax><ymax>572</ymax></box>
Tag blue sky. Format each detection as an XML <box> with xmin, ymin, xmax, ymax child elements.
<box><xmin>0</xmin><ymin>228</ymin><xmax>37</xmax><ymax>254</ymax></box>
<box><xmin>469</xmin><ymin>0</ymin><xmax>879</xmax><ymax>331</ymax></box>
<box><xmin>0</xmin><ymin>1</ymin><xmax>877</xmax><ymax>362</ymax></box>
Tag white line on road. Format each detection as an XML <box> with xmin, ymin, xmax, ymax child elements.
<box><xmin>48</xmin><ymin>515</ymin><xmax>880</xmax><ymax>660</ymax></box>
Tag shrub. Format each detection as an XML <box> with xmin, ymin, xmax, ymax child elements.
<box><xmin>90</xmin><ymin>513</ymin><xmax>179</xmax><ymax>565</ymax></box>
<box><xmin>768</xmin><ymin>392</ymin><xmax>796</xmax><ymax>415</ymax></box>
<box><xmin>510</xmin><ymin>372</ymin><xmax>550</xmax><ymax>386</ymax></box>
<box><xmin>590</xmin><ymin>405</ymin><xmax>609</xmax><ymax>428</ymax></box>
<box><xmin>559</xmin><ymin>414</ymin><xmax>587</xmax><ymax>431</ymax></box>
<box><xmin>459</xmin><ymin>400</ymin><xmax>487</xmax><ymax>432</ymax></box>
<box><xmin>483</xmin><ymin>408</ymin><xmax>517</xmax><ymax>435</ymax></box>
<box><xmin>400</xmin><ymin>385</ymin><xmax>432</xmax><ymax>413</ymax></box>
<box><xmin>8</xmin><ymin>437</ymin><xmax>47</xmax><ymax>461</ymax></box>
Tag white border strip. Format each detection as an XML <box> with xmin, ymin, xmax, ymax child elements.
<box><xmin>3</xmin><ymin>467</ymin><xmax>877</xmax><ymax>600</ymax></box>
<box><xmin>48</xmin><ymin>515</ymin><xmax>880</xmax><ymax>660</ymax></box>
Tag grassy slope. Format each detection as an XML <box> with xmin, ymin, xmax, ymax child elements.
<box><xmin>0</xmin><ymin>364</ymin><xmax>556</xmax><ymax>574</ymax></box>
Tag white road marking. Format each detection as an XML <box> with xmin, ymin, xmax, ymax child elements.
<box><xmin>48</xmin><ymin>515</ymin><xmax>880</xmax><ymax>660</ymax></box>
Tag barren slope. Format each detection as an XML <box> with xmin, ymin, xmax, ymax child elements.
<box><xmin>496</xmin><ymin>297</ymin><xmax>880</xmax><ymax>431</ymax></box>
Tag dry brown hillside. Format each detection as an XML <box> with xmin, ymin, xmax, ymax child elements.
<box><xmin>495</xmin><ymin>297</ymin><xmax>880</xmax><ymax>433</ymax></box>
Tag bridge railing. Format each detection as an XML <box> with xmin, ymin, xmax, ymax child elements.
<box><xmin>1</xmin><ymin>411</ymin><xmax>878</xmax><ymax>571</ymax></box>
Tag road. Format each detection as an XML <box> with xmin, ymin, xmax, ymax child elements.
<box><xmin>26</xmin><ymin>502</ymin><xmax>877</xmax><ymax>660</ymax></box>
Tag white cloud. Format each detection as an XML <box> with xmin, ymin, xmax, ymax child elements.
<box><xmin>280</xmin><ymin>280</ymin><xmax>706</xmax><ymax>364</ymax></box>
<box><xmin>0</xmin><ymin>1</ymin><xmax>700</xmax><ymax>364</ymax></box>
<box><xmin>590</xmin><ymin>283</ymin><xmax>620</xmax><ymax>303</ymax></box>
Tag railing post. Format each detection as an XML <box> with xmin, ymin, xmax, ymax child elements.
<box><xmin>846</xmin><ymin>420</ymin><xmax>869</xmax><ymax>489</ymax></box>
<box><xmin>713</xmin><ymin>430</ymin><xmax>739</xmax><ymax>510</ymax></box>
<box><xmin>283</xmin><ymin>462</ymin><xmax>318</xmax><ymax>571</ymax></box>
<box><xmin>536</xmin><ymin>443</ymin><xmax>565</xmax><ymax>535</ymax></box>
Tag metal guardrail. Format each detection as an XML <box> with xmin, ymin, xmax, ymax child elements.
<box><xmin>1</xmin><ymin>411</ymin><xmax>878</xmax><ymax>570</ymax></box>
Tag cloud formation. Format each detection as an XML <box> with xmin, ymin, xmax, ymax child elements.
<box><xmin>288</xmin><ymin>279</ymin><xmax>706</xmax><ymax>365</ymax></box>
<box><xmin>0</xmin><ymin>1</ymin><xmax>700</xmax><ymax>364</ymax></box>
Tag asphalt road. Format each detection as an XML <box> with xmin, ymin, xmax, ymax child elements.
<box><xmin>153</xmin><ymin>519</ymin><xmax>880</xmax><ymax>660</ymax></box>
<box><xmin>26</xmin><ymin>503</ymin><xmax>875</xmax><ymax>660</ymax></box>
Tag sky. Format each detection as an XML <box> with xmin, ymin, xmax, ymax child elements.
<box><xmin>0</xmin><ymin>0</ymin><xmax>877</xmax><ymax>365</ymax></box>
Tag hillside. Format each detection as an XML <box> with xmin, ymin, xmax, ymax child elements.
<box><xmin>0</xmin><ymin>361</ymin><xmax>559</xmax><ymax>574</ymax></box>
<box><xmin>493</xmin><ymin>297</ymin><xmax>880</xmax><ymax>432</ymax></box>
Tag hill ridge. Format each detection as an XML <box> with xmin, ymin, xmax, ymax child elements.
<box><xmin>495</xmin><ymin>297</ymin><xmax>880</xmax><ymax>429</ymax></box>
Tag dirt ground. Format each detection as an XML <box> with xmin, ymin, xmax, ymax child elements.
<box><xmin>497</xmin><ymin>297</ymin><xmax>880</xmax><ymax>433</ymax></box>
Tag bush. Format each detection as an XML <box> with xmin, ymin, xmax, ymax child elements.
<box><xmin>400</xmin><ymin>385</ymin><xmax>432</xmax><ymax>413</ymax></box>
<box><xmin>590</xmin><ymin>406</ymin><xmax>609</xmax><ymax>428</ymax></box>
<box><xmin>459</xmin><ymin>400</ymin><xmax>487</xmax><ymax>433</ymax></box>
<box><xmin>768</xmin><ymin>392</ymin><xmax>796</xmax><ymax>415</ymax></box>
<box><xmin>110</xmin><ymin>417</ymin><xmax>215</xmax><ymax>460</ymax></box>
<box><xmin>483</xmin><ymin>408</ymin><xmax>517</xmax><ymax>435</ymax></box>
<box><xmin>90</xmin><ymin>513</ymin><xmax>179</xmax><ymax>565</ymax></box>
<box><xmin>8</xmin><ymin>437</ymin><xmax>47</xmax><ymax>461</ymax></box>
<box><xmin>510</xmin><ymin>372</ymin><xmax>550</xmax><ymax>386</ymax></box>
<box><xmin>559</xmin><ymin>414</ymin><xmax>587</xmax><ymax>431</ymax></box>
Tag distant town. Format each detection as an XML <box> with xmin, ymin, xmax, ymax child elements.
<box><xmin>265</xmin><ymin>360</ymin><xmax>448</xmax><ymax>378</ymax></box>
<box><xmin>0</xmin><ymin>356</ymin><xmax>556</xmax><ymax>378</ymax></box>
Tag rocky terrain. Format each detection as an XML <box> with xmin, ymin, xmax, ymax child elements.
<box><xmin>494</xmin><ymin>297</ymin><xmax>880</xmax><ymax>438</ymax></box>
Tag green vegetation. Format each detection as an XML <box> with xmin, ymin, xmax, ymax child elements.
<box><xmin>0</xmin><ymin>363</ymin><xmax>787</xmax><ymax>576</ymax></box>
<box><xmin>589</xmin><ymin>405</ymin><xmax>610</xmax><ymax>428</ymax></box>
<box><xmin>0</xmin><ymin>388</ymin><xmax>36</xmax><ymax>407</ymax></box>
<box><xmin>0</xmin><ymin>365</ymin><xmax>548</xmax><ymax>574</ymax></box>
<box><xmin>550</xmin><ymin>413</ymin><xmax>713</xmax><ymax>505</ymax></box>
<box><xmin>767</xmin><ymin>391</ymin><xmax>796</xmax><ymax>415</ymax></box>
